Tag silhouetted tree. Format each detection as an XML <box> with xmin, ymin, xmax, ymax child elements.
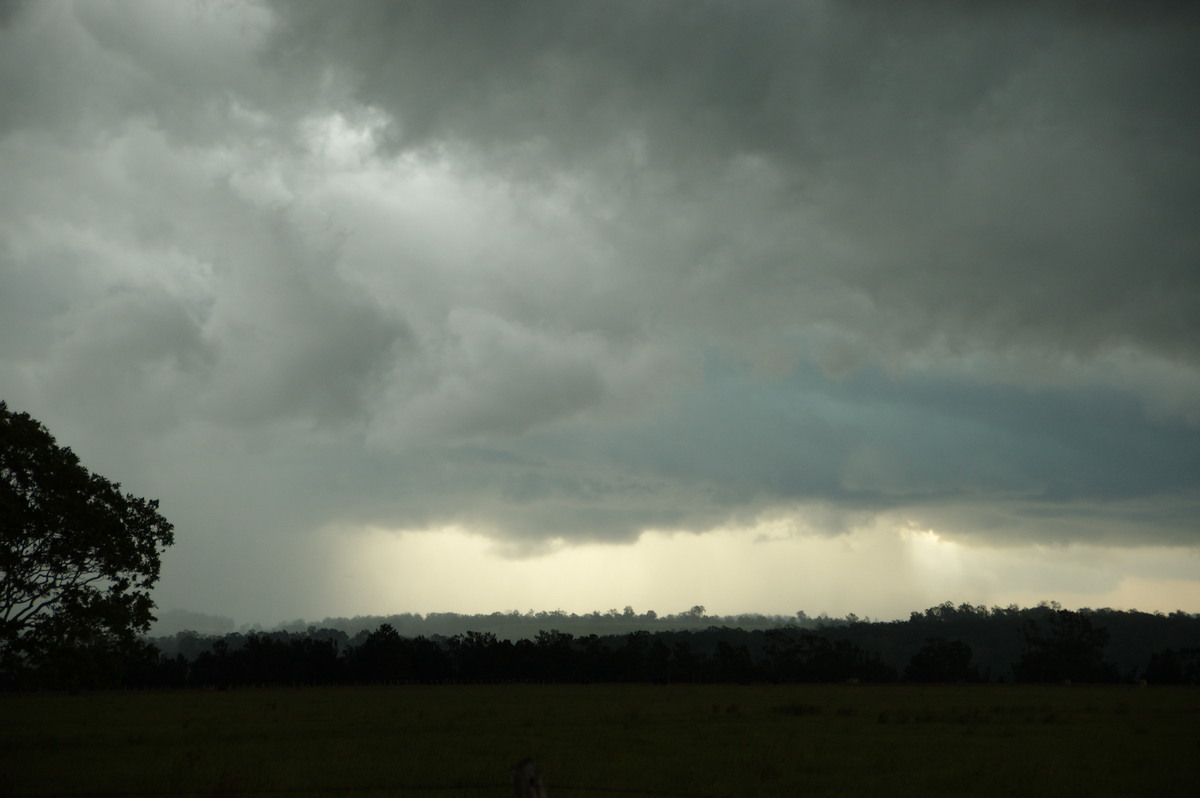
<box><xmin>1014</xmin><ymin>609</ymin><xmax>1117</xmax><ymax>683</ymax></box>
<box><xmin>448</xmin><ymin>630</ymin><xmax>505</xmax><ymax>681</ymax></box>
<box><xmin>1</xmin><ymin>402</ymin><xmax>174</xmax><ymax>687</ymax></box>
<box><xmin>533</xmin><ymin>629</ymin><xmax>576</xmax><ymax>681</ymax></box>
<box><xmin>573</xmin><ymin>634</ymin><xmax>614</xmax><ymax>682</ymax></box>
<box><xmin>616</xmin><ymin>630</ymin><xmax>652</xmax><ymax>682</ymax></box>
<box><xmin>763</xmin><ymin>628</ymin><xmax>894</xmax><ymax>682</ymax></box>
<box><xmin>347</xmin><ymin>623</ymin><xmax>410</xmax><ymax>683</ymax></box>
<box><xmin>713</xmin><ymin>640</ymin><xmax>755</xmax><ymax>683</ymax></box>
<box><xmin>1144</xmin><ymin>647</ymin><xmax>1200</xmax><ymax>684</ymax></box>
<box><xmin>671</xmin><ymin>640</ymin><xmax>703</xmax><ymax>683</ymax></box>
<box><xmin>904</xmin><ymin>638</ymin><xmax>980</xmax><ymax>682</ymax></box>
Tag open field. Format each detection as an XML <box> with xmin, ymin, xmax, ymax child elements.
<box><xmin>2</xmin><ymin>683</ymin><xmax>1197</xmax><ymax>798</ymax></box>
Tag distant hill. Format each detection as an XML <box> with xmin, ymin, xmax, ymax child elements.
<box><xmin>257</xmin><ymin>606</ymin><xmax>810</xmax><ymax>640</ymax></box>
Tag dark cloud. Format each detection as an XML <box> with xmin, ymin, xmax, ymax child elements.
<box><xmin>1</xmin><ymin>2</ymin><xmax>1198</xmax><ymax>621</ymax></box>
<box><xmin>0</xmin><ymin>0</ymin><xmax>24</xmax><ymax>29</ymax></box>
<box><xmin>446</xmin><ymin>363</ymin><xmax>1200</xmax><ymax>545</ymax></box>
<box><xmin>267</xmin><ymin>0</ymin><xmax>1200</xmax><ymax>369</ymax></box>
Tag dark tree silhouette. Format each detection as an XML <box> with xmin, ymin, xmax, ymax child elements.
<box><xmin>904</xmin><ymin>637</ymin><xmax>980</xmax><ymax>682</ymax></box>
<box><xmin>1</xmin><ymin>402</ymin><xmax>174</xmax><ymax>687</ymax></box>
<box><xmin>347</xmin><ymin>623</ymin><xmax>410</xmax><ymax>683</ymax></box>
<box><xmin>1144</xmin><ymin>647</ymin><xmax>1200</xmax><ymax>684</ymax></box>
<box><xmin>96</xmin><ymin>602</ymin><xmax>1200</xmax><ymax>689</ymax></box>
<box><xmin>713</xmin><ymin>640</ymin><xmax>755</xmax><ymax>683</ymax></box>
<box><xmin>765</xmin><ymin>628</ymin><xmax>896</xmax><ymax>682</ymax></box>
<box><xmin>1013</xmin><ymin>609</ymin><xmax>1117</xmax><ymax>683</ymax></box>
<box><xmin>448</xmin><ymin>630</ymin><xmax>506</xmax><ymax>681</ymax></box>
<box><xmin>533</xmin><ymin>629</ymin><xmax>576</xmax><ymax>681</ymax></box>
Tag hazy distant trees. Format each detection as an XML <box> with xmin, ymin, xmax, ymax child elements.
<box><xmin>261</xmin><ymin>606</ymin><xmax>806</xmax><ymax>642</ymax></box>
<box><xmin>0</xmin><ymin>402</ymin><xmax>174</xmax><ymax>688</ymax></box>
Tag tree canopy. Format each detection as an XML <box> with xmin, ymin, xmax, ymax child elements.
<box><xmin>1</xmin><ymin>401</ymin><xmax>174</xmax><ymax>685</ymax></box>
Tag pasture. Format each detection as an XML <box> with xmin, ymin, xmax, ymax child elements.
<box><xmin>2</xmin><ymin>683</ymin><xmax>1197</xmax><ymax>797</ymax></box>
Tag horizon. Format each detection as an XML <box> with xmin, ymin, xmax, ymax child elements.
<box><xmin>149</xmin><ymin>598</ymin><xmax>1198</xmax><ymax>639</ymax></box>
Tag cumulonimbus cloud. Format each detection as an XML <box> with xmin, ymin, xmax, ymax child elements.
<box><xmin>0</xmin><ymin>1</ymin><xmax>1197</xmax><ymax>582</ymax></box>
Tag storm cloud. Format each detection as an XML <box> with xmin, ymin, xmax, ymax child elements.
<box><xmin>1</xmin><ymin>1</ymin><xmax>1197</xmax><ymax>622</ymax></box>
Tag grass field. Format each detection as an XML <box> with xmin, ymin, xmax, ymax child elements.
<box><xmin>2</xmin><ymin>683</ymin><xmax>1197</xmax><ymax>797</ymax></box>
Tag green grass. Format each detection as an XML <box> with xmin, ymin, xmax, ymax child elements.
<box><xmin>2</xmin><ymin>684</ymin><xmax>1198</xmax><ymax>797</ymax></box>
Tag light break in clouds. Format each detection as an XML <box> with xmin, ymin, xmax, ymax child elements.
<box><xmin>1</xmin><ymin>0</ymin><xmax>1198</xmax><ymax>626</ymax></box>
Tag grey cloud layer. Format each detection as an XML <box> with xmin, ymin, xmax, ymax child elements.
<box><xmin>269</xmin><ymin>0</ymin><xmax>1200</xmax><ymax>367</ymax></box>
<box><xmin>1</xmin><ymin>0</ymin><xmax>1197</xmax><ymax>585</ymax></box>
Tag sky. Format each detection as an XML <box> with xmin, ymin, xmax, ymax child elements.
<box><xmin>2</xmin><ymin>0</ymin><xmax>1199</xmax><ymax>630</ymax></box>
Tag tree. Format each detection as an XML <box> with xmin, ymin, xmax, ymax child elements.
<box><xmin>1</xmin><ymin>402</ymin><xmax>174</xmax><ymax>686</ymax></box>
<box><xmin>904</xmin><ymin>638</ymin><xmax>980</xmax><ymax>683</ymax></box>
<box><xmin>1013</xmin><ymin>609</ymin><xmax>1117</xmax><ymax>683</ymax></box>
<box><xmin>1143</xmin><ymin>647</ymin><xmax>1200</xmax><ymax>685</ymax></box>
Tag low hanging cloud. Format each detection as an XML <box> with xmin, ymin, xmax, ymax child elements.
<box><xmin>1</xmin><ymin>0</ymin><xmax>1198</xmax><ymax>606</ymax></box>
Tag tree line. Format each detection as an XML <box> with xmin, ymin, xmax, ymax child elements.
<box><xmin>243</xmin><ymin>605</ymin><xmax>801</xmax><ymax>641</ymax></box>
<box><xmin>80</xmin><ymin>603</ymin><xmax>1198</xmax><ymax>690</ymax></box>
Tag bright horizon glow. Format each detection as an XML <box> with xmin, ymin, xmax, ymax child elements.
<box><xmin>277</xmin><ymin>519</ymin><xmax>1200</xmax><ymax>628</ymax></box>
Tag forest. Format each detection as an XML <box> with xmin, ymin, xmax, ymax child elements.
<box><xmin>79</xmin><ymin>601</ymin><xmax>1200</xmax><ymax>691</ymax></box>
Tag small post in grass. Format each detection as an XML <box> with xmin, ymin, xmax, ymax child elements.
<box><xmin>512</xmin><ymin>757</ymin><xmax>547</xmax><ymax>798</ymax></box>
